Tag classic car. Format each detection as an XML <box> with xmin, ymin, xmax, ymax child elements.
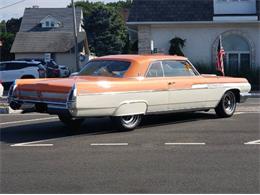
<box><xmin>8</xmin><ymin>55</ymin><xmax>251</xmax><ymax>130</ymax></box>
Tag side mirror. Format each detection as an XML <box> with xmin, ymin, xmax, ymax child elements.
<box><xmin>70</xmin><ymin>72</ymin><xmax>78</xmax><ymax>77</ymax></box>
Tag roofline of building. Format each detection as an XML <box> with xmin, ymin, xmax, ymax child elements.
<box><xmin>127</xmin><ymin>20</ymin><xmax>260</xmax><ymax>25</ymax></box>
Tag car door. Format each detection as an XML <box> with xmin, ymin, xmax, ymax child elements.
<box><xmin>144</xmin><ymin>61</ymin><xmax>169</xmax><ymax>113</ymax></box>
<box><xmin>0</xmin><ymin>63</ymin><xmax>8</xmax><ymax>82</ymax></box>
<box><xmin>6</xmin><ymin>62</ymin><xmax>25</xmax><ymax>82</ymax></box>
<box><xmin>162</xmin><ymin>60</ymin><xmax>209</xmax><ymax>111</ymax></box>
<box><xmin>1</xmin><ymin>62</ymin><xmax>20</xmax><ymax>83</ymax></box>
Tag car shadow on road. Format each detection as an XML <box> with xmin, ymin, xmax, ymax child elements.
<box><xmin>0</xmin><ymin>112</ymin><xmax>217</xmax><ymax>145</ymax></box>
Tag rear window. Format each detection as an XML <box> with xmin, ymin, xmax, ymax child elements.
<box><xmin>78</xmin><ymin>60</ymin><xmax>131</xmax><ymax>78</ymax></box>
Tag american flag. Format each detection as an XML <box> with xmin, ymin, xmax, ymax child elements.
<box><xmin>216</xmin><ymin>36</ymin><xmax>225</xmax><ymax>76</ymax></box>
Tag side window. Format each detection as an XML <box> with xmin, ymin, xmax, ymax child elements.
<box><xmin>146</xmin><ymin>61</ymin><xmax>164</xmax><ymax>77</ymax></box>
<box><xmin>5</xmin><ymin>63</ymin><xmax>23</xmax><ymax>70</ymax></box>
<box><xmin>162</xmin><ymin>60</ymin><xmax>196</xmax><ymax>77</ymax></box>
<box><xmin>23</xmin><ymin>63</ymin><xmax>37</xmax><ymax>68</ymax></box>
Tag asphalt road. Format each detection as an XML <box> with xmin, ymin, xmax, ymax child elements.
<box><xmin>0</xmin><ymin>98</ymin><xmax>259</xmax><ymax>193</ymax></box>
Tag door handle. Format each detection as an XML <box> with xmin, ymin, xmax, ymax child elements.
<box><xmin>168</xmin><ymin>82</ymin><xmax>175</xmax><ymax>85</ymax></box>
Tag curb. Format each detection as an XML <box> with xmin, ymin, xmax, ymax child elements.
<box><xmin>0</xmin><ymin>106</ymin><xmax>23</xmax><ymax>114</ymax></box>
<box><xmin>248</xmin><ymin>93</ymin><xmax>260</xmax><ymax>98</ymax></box>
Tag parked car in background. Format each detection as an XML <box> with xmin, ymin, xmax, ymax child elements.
<box><xmin>58</xmin><ymin>65</ymin><xmax>70</xmax><ymax>78</ymax></box>
<box><xmin>8</xmin><ymin>55</ymin><xmax>251</xmax><ymax>131</ymax></box>
<box><xmin>0</xmin><ymin>61</ymin><xmax>46</xmax><ymax>89</ymax></box>
<box><xmin>17</xmin><ymin>58</ymin><xmax>60</xmax><ymax>78</ymax></box>
<box><xmin>0</xmin><ymin>81</ymin><xmax>3</xmax><ymax>97</ymax></box>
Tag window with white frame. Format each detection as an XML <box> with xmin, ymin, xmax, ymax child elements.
<box><xmin>40</xmin><ymin>16</ymin><xmax>61</xmax><ymax>28</ymax></box>
<box><xmin>222</xmin><ymin>34</ymin><xmax>251</xmax><ymax>77</ymax></box>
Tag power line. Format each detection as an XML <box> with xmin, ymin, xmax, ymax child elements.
<box><xmin>0</xmin><ymin>0</ymin><xmax>26</xmax><ymax>10</ymax></box>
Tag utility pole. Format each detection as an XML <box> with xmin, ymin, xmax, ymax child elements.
<box><xmin>72</xmin><ymin>0</ymin><xmax>80</xmax><ymax>71</ymax></box>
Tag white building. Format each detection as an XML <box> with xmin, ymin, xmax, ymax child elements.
<box><xmin>127</xmin><ymin>0</ymin><xmax>260</xmax><ymax>77</ymax></box>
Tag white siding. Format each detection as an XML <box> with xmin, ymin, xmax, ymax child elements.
<box><xmin>150</xmin><ymin>23</ymin><xmax>260</xmax><ymax>69</ymax></box>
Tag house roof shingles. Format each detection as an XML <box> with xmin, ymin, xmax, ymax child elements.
<box><xmin>128</xmin><ymin>0</ymin><xmax>214</xmax><ymax>22</ymax></box>
<box><xmin>11</xmin><ymin>31</ymin><xmax>86</xmax><ymax>53</ymax></box>
<box><xmin>12</xmin><ymin>8</ymin><xmax>85</xmax><ymax>53</ymax></box>
<box><xmin>19</xmin><ymin>8</ymin><xmax>82</xmax><ymax>32</ymax></box>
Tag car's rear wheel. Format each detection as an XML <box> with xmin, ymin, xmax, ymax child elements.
<box><xmin>215</xmin><ymin>90</ymin><xmax>236</xmax><ymax>117</ymax></box>
<box><xmin>111</xmin><ymin>115</ymin><xmax>142</xmax><ymax>131</ymax></box>
<box><xmin>58</xmin><ymin>114</ymin><xmax>84</xmax><ymax>129</ymax></box>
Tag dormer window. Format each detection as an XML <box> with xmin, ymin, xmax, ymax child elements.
<box><xmin>40</xmin><ymin>15</ymin><xmax>61</xmax><ymax>28</ymax></box>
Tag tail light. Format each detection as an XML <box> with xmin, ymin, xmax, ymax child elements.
<box><xmin>8</xmin><ymin>81</ymin><xmax>17</xmax><ymax>100</ymax></box>
<box><xmin>67</xmin><ymin>84</ymin><xmax>77</xmax><ymax>102</ymax></box>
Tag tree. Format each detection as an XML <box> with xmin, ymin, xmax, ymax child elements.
<box><xmin>169</xmin><ymin>37</ymin><xmax>186</xmax><ymax>56</ymax></box>
<box><xmin>6</xmin><ymin>17</ymin><xmax>22</xmax><ymax>33</ymax></box>
<box><xmin>0</xmin><ymin>17</ymin><xmax>22</xmax><ymax>61</ymax></box>
<box><xmin>107</xmin><ymin>0</ymin><xmax>132</xmax><ymax>10</ymax></box>
<box><xmin>83</xmin><ymin>4</ymin><xmax>127</xmax><ymax>56</ymax></box>
<box><xmin>0</xmin><ymin>32</ymin><xmax>15</xmax><ymax>60</ymax></box>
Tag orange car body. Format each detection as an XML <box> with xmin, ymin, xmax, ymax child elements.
<box><xmin>9</xmin><ymin>55</ymin><xmax>251</xmax><ymax>118</ymax></box>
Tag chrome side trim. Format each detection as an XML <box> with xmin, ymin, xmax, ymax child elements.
<box><xmin>147</xmin><ymin>107</ymin><xmax>213</xmax><ymax>115</ymax></box>
<box><xmin>79</xmin><ymin>89</ymin><xmax>168</xmax><ymax>96</ymax></box>
<box><xmin>191</xmin><ymin>84</ymin><xmax>208</xmax><ymax>89</ymax></box>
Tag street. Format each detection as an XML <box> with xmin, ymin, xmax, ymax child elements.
<box><xmin>0</xmin><ymin>98</ymin><xmax>259</xmax><ymax>193</ymax></box>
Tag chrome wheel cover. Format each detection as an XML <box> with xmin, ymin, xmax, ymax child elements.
<box><xmin>121</xmin><ymin>115</ymin><xmax>140</xmax><ymax>127</ymax></box>
<box><xmin>223</xmin><ymin>92</ymin><xmax>236</xmax><ymax>115</ymax></box>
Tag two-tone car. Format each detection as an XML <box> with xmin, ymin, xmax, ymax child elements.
<box><xmin>8</xmin><ymin>55</ymin><xmax>251</xmax><ymax>130</ymax></box>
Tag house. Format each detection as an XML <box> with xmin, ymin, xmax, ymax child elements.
<box><xmin>127</xmin><ymin>0</ymin><xmax>260</xmax><ymax>77</ymax></box>
<box><xmin>11</xmin><ymin>7</ymin><xmax>89</xmax><ymax>72</ymax></box>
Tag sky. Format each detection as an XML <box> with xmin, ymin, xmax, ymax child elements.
<box><xmin>0</xmin><ymin>0</ymin><xmax>121</xmax><ymax>21</ymax></box>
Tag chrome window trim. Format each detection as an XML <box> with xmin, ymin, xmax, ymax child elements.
<box><xmin>144</xmin><ymin>60</ymin><xmax>164</xmax><ymax>78</ymax></box>
<box><xmin>186</xmin><ymin>59</ymin><xmax>200</xmax><ymax>76</ymax></box>
<box><xmin>162</xmin><ymin>60</ymin><xmax>199</xmax><ymax>77</ymax></box>
<box><xmin>145</xmin><ymin>60</ymin><xmax>200</xmax><ymax>78</ymax></box>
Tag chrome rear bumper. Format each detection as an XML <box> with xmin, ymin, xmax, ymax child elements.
<box><xmin>9</xmin><ymin>98</ymin><xmax>71</xmax><ymax>115</ymax></box>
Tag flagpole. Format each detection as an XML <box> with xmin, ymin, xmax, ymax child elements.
<box><xmin>72</xmin><ymin>0</ymin><xmax>80</xmax><ymax>72</ymax></box>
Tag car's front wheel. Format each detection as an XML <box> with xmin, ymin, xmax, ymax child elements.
<box><xmin>58</xmin><ymin>114</ymin><xmax>84</xmax><ymax>129</ymax></box>
<box><xmin>215</xmin><ymin>90</ymin><xmax>237</xmax><ymax>117</ymax></box>
<box><xmin>111</xmin><ymin>115</ymin><xmax>142</xmax><ymax>131</ymax></box>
